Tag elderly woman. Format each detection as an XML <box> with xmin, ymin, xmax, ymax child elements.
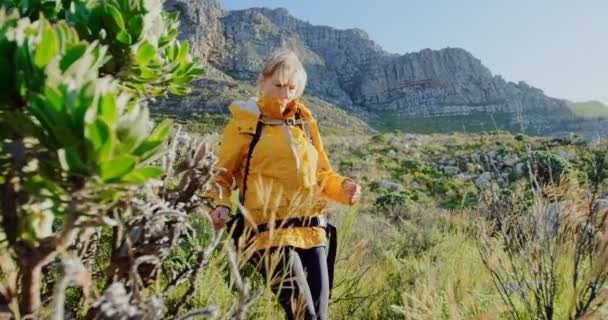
<box><xmin>207</xmin><ymin>49</ymin><xmax>361</xmax><ymax>320</ymax></box>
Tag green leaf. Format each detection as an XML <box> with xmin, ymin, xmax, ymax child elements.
<box><xmin>132</xmin><ymin>119</ymin><xmax>172</xmax><ymax>157</ymax></box>
<box><xmin>140</xmin><ymin>118</ymin><xmax>172</xmax><ymax>143</ymax></box>
<box><xmin>85</xmin><ymin>118</ymin><xmax>111</xmax><ymax>155</ymax></box>
<box><xmin>103</xmin><ymin>5</ymin><xmax>126</xmax><ymax>31</ymax></box>
<box><xmin>60</xmin><ymin>44</ymin><xmax>87</xmax><ymax>72</ymax></box>
<box><xmin>87</xmin><ymin>6</ymin><xmax>104</xmax><ymax>36</ymax></box>
<box><xmin>41</xmin><ymin>1</ymin><xmax>59</xmax><ymax>20</ymax></box>
<box><xmin>99</xmin><ymin>156</ymin><xmax>136</xmax><ymax>182</ymax></box>
<box><xmin>127</xmin><ymin>16</ymin><xmax>144</xmax><ymax>42</ymax></box>
<box><xmin>191</xmin><ymin>67</ymin><xmax>205</xmax><ymax>76</ymax></box>
<box><xmin>116</xmin><ymin>104</ymin><xmax>149</xmax><ymax>154</ymax></box>
<box><xmin>28</xmin><ymin>96</ymin><xmax>57</xmax><ymax>144</ymax></box>
<box><xmin>98</xmin><ymin>130</ymin><xmax>116</xmax><ymax>162</ymax></box>
<box><xmin>177</xmin><ymin>41</ymin><xmax>189</xmax><ymax>62</ymax></box>
<box><xmin>29</xmin><ymin>91</ymin><xmax>80</xmax><ymax>148</ymax></box>
<box><xmin>121</xmin><ymin>166</ymin><xmax>163</xmax><ymax>184</ymax></box>
<box><xmin>52</xmin><ymin>125</ymin><xmax>82</xmax><ymax>148</ymax></box>
<box><xmin>116</xmin><ymin>30</ymin><xmax>132</xmax><ymax>45</ymax></box>
<box><xmin>99</xmin><ymin>93</ymin><xmax>117</xmax><ymax>124</ymax></box>
<box><xmin>169</xmin><ymin>86</ymin><xmax>188</xmax><ymax>96</ymax></box>
<box><xmin>135</xmin><ymin>42</ymin><xmax>156</xmax><ymax>64</ymax></box>
<box><xmin>43</xmin><ymin>87</ymin><xmax>64</xmax><ymax>115</ymax></box>
<box><xmin>54</xmin><ymin>21</ymin><xmax>79</xmax><ymax>49</ymax></box>
<box><xmin>168</xmin><ymin>44</ymin><xmax>177</xmax><ymax>61</ymax></box>
<box><xmin>58</xmin><ymin>147</ymin><xmax>87</xmax><ymax>173</ymax></box>
<box><xmin>34</xmin><ymin>22</ymin><xmax>59</xmax><ymax>68</ymax></box>
<box><xmin>15</xmin><ymin>42</ymin><xmax>33</xmax><ymax>85</ymax></box>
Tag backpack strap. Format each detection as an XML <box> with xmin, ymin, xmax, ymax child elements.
<box><xmin>241</xmin><ymin>115</ymin><xmax>264</xmax><ymax>204</ymax></box>
<box><xmin>258</xmin><ymin>116</ymin><xmax>310</xmax><ymax>173</ymax></box>
<box><xmin>259</xmin><ymin>118</ymin><xmax>306</xmax><ymax>126</ymax></box>
<box><xmin>295</xmin><ymin>108</ymin><xmax>314</xmax><ymax>146</ymax></box>
<box><xmin>239</xmin><ymin>104</ymin><xmax>314</xmax><ymax>201</ymax></box>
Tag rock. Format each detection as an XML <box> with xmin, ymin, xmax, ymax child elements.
<box><xmin>591</xmin><ymin>132</ymin><xmax>601</xmax><ymax>145</ymax></box>
<box><xmin>411</xmin><ymin>181</ymin><xmax>421</xmax><ymax>190</ymax></box>
<box><xmin>442</xmin><ymin>165</ymin><xmax>460</xmax><ymax>176</ymax></box>
<box><xmin>401</xmin><ymin>134</ymin><xmax>417</xmax><ymax>142</ymax></box>
<box><xmin>502</xmin><ymin>154</ymin><xmax>518</xmax><ymax>167</ymax></box>
<box><xmin>387</xmin><ymin>150</ymin><xmax>396</xmax><ymax>157</ymax></box>
<box><xmin>454</xmin><ymin>173</ymin><xmax>470</xmax><ymax>181</ymax></box>
<box><xmin>475</xmin><ymin>172</ymin><xmax>492</xmax><ymax>189</ymax></box>
<box><xmin>515</xmin><ymin>163</ymin><xmax>525</xmax><ymax>176</ymax></box>
<box><xmin>377</xmin><ymin>180</ymin><xmax>405</xmax><ymax>193</ymax></box>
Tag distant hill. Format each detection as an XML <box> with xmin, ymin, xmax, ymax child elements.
<box><xmin>567</xmin><ymin>100</ymin><xmax>608</xmax><ymax>119</ymax></box>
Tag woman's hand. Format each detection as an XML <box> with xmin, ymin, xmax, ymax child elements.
<box><xmin>209</xmin><ymin>206</ymin><xmax>231</xmax><ymax>230</ymax></box>
<box><xmin>341</xmin><ymin>179</ymin><xmax>361</xmax><ymax>205</ymax></box>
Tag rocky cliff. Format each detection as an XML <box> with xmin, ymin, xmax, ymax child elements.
<box><xmin>160</xmin><ymin>0</ymin><xmax>582</xmax><ymax>135</ymax></box>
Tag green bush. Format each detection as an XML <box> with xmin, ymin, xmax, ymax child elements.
<box><xmin>400</xmin><ymin>159</ymin><xmax>425</xmax><ymax>172</ymax></box>
<box><xmin>371</xmin><ymin>134</ymin><xmax>385</xmax><ymax>143</ymax></box>
<box><xmin>521</xmin><ymin>150</ymin><xmax>573</xmax><ymax>184</ymax></box>
<box><xmin>0</xmin><ymin>0</ymin><xmax>204</xmax><ymax>316</ymax></box>
<box><xmin>374</xmin><ymin>192</ymin><xmax>411</xmax><ymax>210</ymax></box>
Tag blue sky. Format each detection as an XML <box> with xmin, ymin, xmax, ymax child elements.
<box><xmin>219</xmin><ymin>0</ymin><xmax>607</xmax><ymax>104</ymax></box>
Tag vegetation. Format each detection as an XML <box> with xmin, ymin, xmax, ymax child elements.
<box><xmin>0</xmin><ymin>1</ymin><xmax>259</xmax><ymax>319</ymax></box>
<box><xmin>1</xmin><ymin>1</ymin><xmax>607</xmax><ymax>319</ymax></box>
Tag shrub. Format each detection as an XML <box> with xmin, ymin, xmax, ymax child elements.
<box><xmin>374</xmin><ymin>192</ymin><xmax>411</xmax><ymax>210</ymax></box>
<box><xmin>371</xmin><ymin>134</ymin><xmax>385</xmax><ymax>143</ymax></box>
<box><xmin>521</xmin><ymin>150</ymin><xmax>572</xmax><ymax>185</ymax></box>
<box><xmin>0</xmin><ymin>1</ymin><xmax>259</xmax><ymax>318</ymax></box>
<box><xmin>477</xmin><ymin>156</ymin><xmax>608</xmax><ymax>319</ymax></box>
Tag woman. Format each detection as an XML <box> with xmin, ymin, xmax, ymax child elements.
<box><xmin>207</xmin><ymin>49</ymin><xmax>361</xmax><ymax>319</ymax></box>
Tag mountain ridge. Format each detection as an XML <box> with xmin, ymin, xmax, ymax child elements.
<box><xmin>157</xmin><ymin>0</ymin><xmax>604</xmax><ymax>136</ymax></box>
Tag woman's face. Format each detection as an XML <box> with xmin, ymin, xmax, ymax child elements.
<box><xmin>259</xmin><ymin>71</ymin><xmax>298</xmax><ymax>109</ymax></box>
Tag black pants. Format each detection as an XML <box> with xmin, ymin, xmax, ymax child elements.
<box><xmin>251</xmin><ymin>246</ymin><xmax>329</xmax><ymax>320</ymax></box>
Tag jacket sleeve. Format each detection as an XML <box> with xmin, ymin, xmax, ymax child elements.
<box><xmin>306</xmin><ymin>112</ymin><xmax>354</xmax><ymax>205</ymax></box>
<box><xmin>205</xmin><ymin>117</ymin><xmax>249</xmax><ymax>209</ymax></box>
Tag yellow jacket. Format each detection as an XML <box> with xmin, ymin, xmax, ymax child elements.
<box><xmin>207</xmin><ymin>96</ymin><xmax>354</xmax><ymax>249</ymax></box>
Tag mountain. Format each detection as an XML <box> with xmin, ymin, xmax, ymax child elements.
<box><xmin>157</xmin><ymin>0</ymin><xmax>601</xmax><ymax>136</ymax></box>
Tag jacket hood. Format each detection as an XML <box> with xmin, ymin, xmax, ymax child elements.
<box><xmin>228</xmin><ymin>97</ymin><xmax>301</xmax><ymax>120</ymax></box>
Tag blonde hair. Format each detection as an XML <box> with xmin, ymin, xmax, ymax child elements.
<box><xmin>257</xmin><ymin>49</ymin><xmax>307</xmax><ymax>97</ymax></box>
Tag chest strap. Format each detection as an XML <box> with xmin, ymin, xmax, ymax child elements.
<box><xmin>256</xmin><ymin>216</ymin><xmax>328</xmax><ymax>233</ymax></box>
<box><xmin>258</xmin><ymin>118</ymin><xmax>311</xmax><ymax>172</ymax></box>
